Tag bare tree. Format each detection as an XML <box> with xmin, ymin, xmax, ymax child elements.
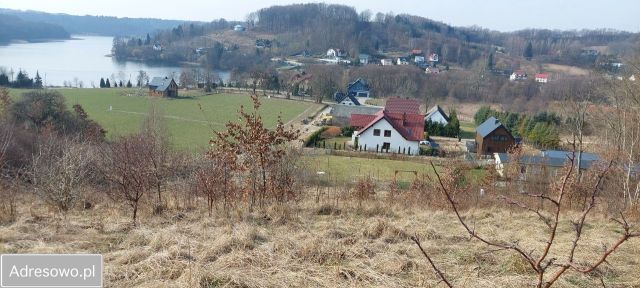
<box><xmin>31</xmin><ymin>137</ymin><xmax>95</xmax><ymax>213</ymax></box>
<box><xmin>416</xmin><ymin>154</ymin><xmax>640</xmax><ymax>288</ymax></box>
<box><xmin>101</xmin><ymin>134</ymin><xmax>156</xmax><ymax>225</ymax></box>
<box><xmin>599</xmin><ymin>57</ymin><xmax>640</xmax><ymax>207</ymax></box>
<box><xmin>141</xmin><ymin>103</ymin><xmax>171</xmax><ymax>205</ymax></box>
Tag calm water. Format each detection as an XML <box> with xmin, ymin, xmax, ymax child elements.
<box><xmin>0</xmin><ymin>36</ymin><xmax>229</xmax><ymax>87</ymax></box>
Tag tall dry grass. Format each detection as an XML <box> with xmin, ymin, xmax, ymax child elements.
<box><xmin>1</xmin><ymin>183</ymin><xmax>638</xmax><ymax>288</ymax></box>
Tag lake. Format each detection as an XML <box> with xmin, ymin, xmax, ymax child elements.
<box><xmin>0</xmin><ymin>36</ymin><xmax>229</xmax><ymax>87</ymax></box>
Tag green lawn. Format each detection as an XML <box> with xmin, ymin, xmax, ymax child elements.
<box><xmin>303</xmin><ymin>154</ymin><xmax>488</xmax><ymax>186</ymax></box>
<box><xmin>460</xmin><ymin>121</ymin><xmax>476</xmax><ymax>139</ymax></box>
<box><xmin>303</xmin><ymin>154</ymin><xmax>435</xmax><ymax>183</ymax></box>
<box><xmin>8</xmin><ymin>88</ymin><xmax>318</xmax><ymax>151</ymax></box>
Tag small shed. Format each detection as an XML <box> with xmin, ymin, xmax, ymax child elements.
<box><xmin>149</xmin><ymin>77</ymin><xmax>178</xmax><ymax>97</ymax></box>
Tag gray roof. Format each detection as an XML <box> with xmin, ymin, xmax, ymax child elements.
<box><xmin>495</xmin><ymin>152</ymin><xmax>599</xmax><ymax>170</ymax></box>
<box><xmin>426</xmin><ymin>105</ymin><xmax>450</xmax><ymax>121</ymax></box>
<box><xmin>149</xmin><ymin>77</ymin><xmax>174</xmax><ymax>92</ymax></box>
<box><xmin>476</xmin><ymin>117</ymin><xmax>503</xmax><ymax>138</ymax></box>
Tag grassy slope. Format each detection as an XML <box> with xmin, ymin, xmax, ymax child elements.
<box><xmin>1</xmin><ymin>196</ymin><xmax>638</xmax><ymax>288</ymax></box>
<box><xmin>9</xmin><ymin>88</ymin><xmax>317</xmax><ymax>151</ymax></box>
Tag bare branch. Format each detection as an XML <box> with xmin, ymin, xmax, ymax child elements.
<box><xmin>411</xmin><ymin>235</ymin><xmax>453</xmax><ymax>288</ymax></box>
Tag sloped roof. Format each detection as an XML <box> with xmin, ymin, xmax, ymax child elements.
<box><xmin>385</xmin><ymin>97</ymin><xmax>421</xmax><ymax>114</ymax></box>
<box><xmin>357</xmin><ymin>110</ymin><xmax>424</xmax><ymax>141</ymax></box>
<box><xmin>535</xmin><ymin>73</ymin><xmax>550</xmax><ymax>79</ymax></box>
<box><xmin>335</xmin><ymin>91</ymin><xmax>361</xmax><ymax>105</ymax></box>
<box><xmin>426</xmin><ymin>105</ymin><xmax>450</xmax><ymax>122</ymax></box>
<box><xmin>495</xmin><ymin>152</ymin><xmax>599</xmax><ymax>170</ymax></box>
<box><xmin>350</xmin><ymin>113</ymin><xmax>377</xmax><ymax>128</ymax></box>
<box><xmin>476</xmin><ymin>117</ymin><xmax>505</xmax><ymax>138</ymax></box>
<box><xmin>149</xmin><ymin>77</ymin><xmax>175</xmax><ymax>92</ymax></box>
<box><xmin>347</xmin><ymin>78</ymin><xmax>369</xmax><ymax>91</ymax></box>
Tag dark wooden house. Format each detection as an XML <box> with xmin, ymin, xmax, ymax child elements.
<box><xmin>475</xmin><ymin>117</ymin><xmax>515</xmax><ymax>155</ymax></box>
<box><xmin>149</xmin><ymin>77</ymin><xmax>178</xmax><ymax>97</ymax></box>
<box><xmin>347</xmin><ymin>78</ymin><xmax>370</xmax><ymax>98</ymax></box>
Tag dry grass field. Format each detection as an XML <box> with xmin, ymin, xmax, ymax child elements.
<box><xmin>1</xmin><ymin>191</ymin><xmax>639</xmax><ymax>288</ymax></box>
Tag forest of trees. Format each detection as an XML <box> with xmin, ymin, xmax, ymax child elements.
<box><xmin>0</xmin><ymin>8</ymin><xmax>189</xmax><ymax>37</ymax></box>
<box><xmin>0</xmin><ymin>14</ymin><xmax>69</xmax><ymax>43</ymax></box>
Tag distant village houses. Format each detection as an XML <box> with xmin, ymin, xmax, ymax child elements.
<box><xmin>510</xmin><ymin>71</ymin><xmax>528</xmax><ymax>81</ymax></box>
<box><xmin>396</xmin><ymin>57</ymin><xmax>410</xmax><ymax>65</ymax></box>
<box><xmin>358</xmin><ymin>53</ymin><xmax>370</xmax><ymax>65</ymax></box>
<box><xmin>535</xmin><ymin>73</ymin><xmax>550</xmax><ymax>83</ymax></box>
<box><xmin>380</xmin><ymin>59</ymin><xmax>394</xmax><ymax>66</ymax></box>
<box><xmin>326</xmin><ymin>48</ymin><xmax>348</xmax><ymax>58</ymax></box>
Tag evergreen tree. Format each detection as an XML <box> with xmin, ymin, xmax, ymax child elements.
<box><xmin>474</xmin><ymin>106</ymin><xmax>492</xmax><ymax>125</ymax></box>
<box><xmin>145</xmin><ymin>33</ymin><xmax>151</xmax><ymax>45</ymax></box>
<box><xmin>447</xmin><ymin>110</ymin><xmax>461</xmax><ymax>137</ymax></box>
<box><xmin>126</xmin><ymin>80</ymin><xmax>133</xmax><ymax>88</ymax></box>
<box><xmin>524</xmin><ymin>42</ymin><xmax>533</xmax><ymax>60</ymax></box>
<box><xmin>34</xmin><ymin>71</ymin><xmax>43</xmax><ymax>89</ymax></box>
<box><xmin>0</xmin><ymin>73</ymin><xmax>9</xmax><ymax>86</ymax></box>
<box><xmin>15</xmin><ymin>70</ymin><xmax>34</xmax><ymax>88</ymax></box>
<box><xmin>105</xmin><ymin>79</ymin><xmax>111</xmax><ymax>88</ymax></box>
<box><xmin>119</xmin><ymin>80</ymin><xmax>123</xmax><ymax>87</ymax></box>
<box><xmin>487</xmin><ymin>52</ymin><xmax>494</xmax><ymax>70</ymax></box>
<box><xmin>99</xmin><ymin>78</ymin><xmax>105</xmax><ymax>88</ymax></box>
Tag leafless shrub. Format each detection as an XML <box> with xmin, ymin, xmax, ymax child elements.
<box><xmin>414</xmin><ymin>150</ymin><xmax>640</xmax><ymax>288</ymax></box>
<box><xmin>193</xmin><ymin>152</ymin><xmax>237</xmax><ymax>216</ymax></box>
<box><xmin>353</xmin><ymin>176</ymin><xmax>375</xmax><ymax>207</ymax></box>
<box><xmin>100</xmin><ymin>134</ymin><xmax>157</xmax><ymax>226</ymax></box>
<box><xmin>30</xmin><ymin>136</ymin><xmax>95</xmax><ymax>213</ymax></box>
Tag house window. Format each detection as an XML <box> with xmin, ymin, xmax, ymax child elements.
<box><xmin>373</xmin><ymin>129</ymin><xmax>381</xmax><ymax>136</ymax></box>
<box><xmin>384</xmin><ymin>130</ymin><xmax>392</xmax><ymax>137</ymax></box>
<box><xmin>382</xmin><ymin>142</ymin><xmax>391</xmax><ymax>150</ymax></box>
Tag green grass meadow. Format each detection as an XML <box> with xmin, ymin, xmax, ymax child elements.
<box><xmin>9</xmin><ymin>88</ymin><xmax>317</xmax><ymax>151</ymax></box>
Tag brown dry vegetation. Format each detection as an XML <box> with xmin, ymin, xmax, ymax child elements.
<box><xmin>1</xmin><ymin>190</ymin><xmax>639</xmax><ymax>288</ymax></box>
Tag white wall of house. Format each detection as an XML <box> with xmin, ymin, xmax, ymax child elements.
<box><xmin>535</xmin><ymin>77</ymin><xmax>548</xmax><ymax>83</ymax></box>
<box><xmin>353</xmin><ymin>119</ymin><xmax>420</xmax><ymax>155</ymax></box>
<box><xmin>426</xmin><ymin>112</ymin><xmax>449</xmax><ymax>125</ymax></box>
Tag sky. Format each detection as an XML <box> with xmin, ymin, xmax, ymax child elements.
<box><xmin>0</xmin><ymin>0</ymin><xmax>639</xmax><ymax>32</ymax></box>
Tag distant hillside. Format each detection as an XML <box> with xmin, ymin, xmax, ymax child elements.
<box><xmin>0</xmin><ymin>8</ymin><xmax>195</xmax><ymax>37</ymax></box>
<box><xmin>112</xmin><ymin>3</ymin><xmax>639</xmax><ymax>72</ymax></box>
<box><xmin>0</xmin><ymin>14</ymin><xmax>69</xmax><ymax>43</ymax></box>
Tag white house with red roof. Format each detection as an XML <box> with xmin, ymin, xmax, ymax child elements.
<box><xmin>350</xmin><ymin>97</ymin><xmax>424</xmax><ymax>155</ymax></box>
<box><xmin>535</xmin><ymin>73</ymin><xmax>550</xmax><ymax>83</ymax></box>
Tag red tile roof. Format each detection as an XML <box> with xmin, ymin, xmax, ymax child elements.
<box><xmin>350</xmin><ymin>114</ymin><xmax>377</xmax><ymax>128</ymax></box>
<box><xmin>535</xmin><ymin>73</ymin><xmax>549</xmax><ymax>79</ymax></box>
<box><xmin>356</xmin><ymin>110</ymin><xmax>424</xmax><ymax>141</ymax></box>
<box><xmin>385</xmin><ymin>97</ymin><xmax>421</xmax><ymax>114</ymax></box>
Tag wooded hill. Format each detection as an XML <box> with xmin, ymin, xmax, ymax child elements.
<box><xmin>0</xmin><ymin>8</ymin><xmax>192</xmax><ymax>37</ymax></box>
<box><xmin>0</xmin><ymin>14</ymin><xmax>69</xmax><ymax>44</ymax></box>
<box><xmin>112</xmin><ymin>3</ymin><xmax>639</xmax><ymax>71</ymax></box>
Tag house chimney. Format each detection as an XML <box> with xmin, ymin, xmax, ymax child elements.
<box><xmin>402</xmin><ymin>112</ymin><xmax>407</xmax><ymax>126</ymax></box>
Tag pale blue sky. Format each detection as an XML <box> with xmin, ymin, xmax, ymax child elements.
<box><xmin>1</xmin><ymin>0</ymin><xmax>638</xmax><ymax>32</ymax></box>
